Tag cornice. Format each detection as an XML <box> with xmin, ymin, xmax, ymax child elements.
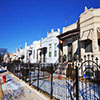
<box><xmin>80</xmin><ymin>22</ymin><xmax>100</xmax><ymax>29</ymax></box>
<box><xmin>80</xmin><ymin>16</ymin><xmax>100</xmax><ymax>24</ymax></box>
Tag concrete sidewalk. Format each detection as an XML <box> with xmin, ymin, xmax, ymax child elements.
<box><xmin>0</xmin><ymin>67</ymin><xmax>49</xmax><ymax>100</ymax></box>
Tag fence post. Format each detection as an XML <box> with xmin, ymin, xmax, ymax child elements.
<box><xmin>14</xmin><ymin>63</ymin><xmax>16</xmax><ymax>75</ymax></box>
<box><xmin>50</xmin><ymin>63</ymin><xmax>53</xmax><ymax>99</ymax></box>
<box><xmin>29</xmin><ymin>63</ymin><xmax>31</xmax><ymax>86</ymax></box>
<box><xmin>22</xmin><ymin>64</ymin><xmax>24</xmax><ymax>81</ymax></box>
<box><xmin>37</xmin><ymin>63</ymin><xmax>40</xmax><ymax>91</ymax></box>
<box><xmin>20</xmin><ymin>63</ymin><xmax>22</xmax><ymax>80</ymax></box>
<box><xmin>19</xmin><ymin>63</ymin><xmax>21</xmax><ymax>79</ymax></box>
<box><xmin>76</xmin><ymin>65</ymin><xmax>79</xmax><ymax>100</ymax></box>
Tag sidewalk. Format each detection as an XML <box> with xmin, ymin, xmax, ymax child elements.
<box><xmin>0</xmin><ymin>67</ymin><xmax>49</xmax><ymax>100</ymax></box>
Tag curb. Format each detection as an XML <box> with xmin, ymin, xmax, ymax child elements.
<box><xmin>0</xmin><ymin>80</ymin><xmax>4</xmax><ymax>100</ymax></box>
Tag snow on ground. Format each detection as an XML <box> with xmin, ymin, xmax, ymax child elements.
<box><xmin>0</xmin><ymin>67</ymin><xmax>28</xmax><ymax>100</ymax></box>
<box><xmin>1</xmin><ymin>66</ymin><xmax>100</xmax><ymax>100</ymax></box>
<box><xmin>30</xmin><ymin>73</ymin><xmax>100</xmax><ymax>100</ymax></box>
<box><xmin>0</xmin><ymin>67</ymin><xmax>48</xmax><ymax>100</ymax></box>
<box><xmin>15</xmin><ymin>70</ymin><xmax>100</xmax><ymax>100</ymax></box>
<box><xmin>2</xmin><ymin>75</ymin><xmax>24</xmax><ymax>91</ymax></box>
<box><xmin>0</xmin><ymin>73</ymin><xmax>25</xmax><ymax>100</ymax></box>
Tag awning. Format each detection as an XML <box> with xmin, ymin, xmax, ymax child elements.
<box><xmin>57</xmin><ymin>28</ymin><xmax>80</xmax><ymax>40</ymax></box>
<box><xmin>38</xmin><ymin>47</ymin><xmax>47</xmax><ymax>50</ymax></box>
<box><xmin>97</xmin><ymin>27</ymin><xmax>100</xmax><ymax>39</ymax></box>
<box><xmin>80</xmin><ymin>29</ymin><xmax>92</xmax><ymax>41</ymax></box>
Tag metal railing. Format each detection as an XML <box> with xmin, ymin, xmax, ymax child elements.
<box><xmin>2</xmin><ymin>54</ymin><xmax>100</xmax><ymax>100</ymax></box>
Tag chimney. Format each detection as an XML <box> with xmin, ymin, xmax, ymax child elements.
<box><xmin>42</xmin><ymin>38</ymin><xmax>43</xmax><ymax>40</ymax></box>
<box><xmin>85</xmin><ymin>6</ymin><xmax>88</xmax><ymax>11</ymax></box>
<box><xmin>16</xmin><ymin>48</ymin><xmax>18</xmax><ymax>52</ymax></box>
<box><xmin>25</xmin><ymin>42</ymin><xmax>27</xmax><ymax>48</ymax></box>
<box><xmin>51</xmin><ymin>29</ymin><xmax>54</xmax><ymax>32</ymax></box>
<box><xmin>47</xmin><ymin>32</ymin><xmax>49</xmax><ymax>36</ymax></box>
<box><xmin>57</xmin><ymin>28</ymin><xmax>60</xmax><ymax>32</ymax></box>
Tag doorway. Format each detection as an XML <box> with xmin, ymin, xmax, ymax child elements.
<box><xmin>68</xmin><ymin>43</ymin><xmax>72</xmax><ymax>61</ymax></box>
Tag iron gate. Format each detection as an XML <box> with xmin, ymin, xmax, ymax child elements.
<box><xmin>5</xmin><ymin>54</ymin><xmax>100</xmax><ymax>100</ymax></box>
<box><xmin>77</xmin><ymin>54</ymin><xmax>100</xmax><ymax>100</ymax></box>
<box><xmin>52</xmin><ymin>54</ymin><xmax>100</xmax><ymax>100</ymax></box>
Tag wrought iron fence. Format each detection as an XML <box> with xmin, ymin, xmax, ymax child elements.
<box><xmin>4</xmin><ymin>54</ymin><xmax>100</xmax><ymax>100</ymax></box>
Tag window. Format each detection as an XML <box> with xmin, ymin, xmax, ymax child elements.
<box><xmin>98</xmin><ymin>39</ymin><xmax>100</xmax><ymax>51</ymax></box>
<box><xmin>68</xmin><ymin>43</ymin><xmax>72</xmax><ymax>54</ymax></box>
<box><xmin>54</xmin><ymin>43</ymin><xmax>57</xmax><ymax>57</ymax></box>
<box><xmin>85</xmin><ymin>40</ymin><xmax>92</xmax><ymax>52</ymax></box>
<box><xmin>29</xmin><ymin>50</ymin><xmax>32</xmax><ymax>56</ymax></box>
<box><xmin>33</xmin><ymin>50</ymin><xmax>35</xmax><ymax>59</ymax></box>
<box><xmin>49</xmin><ymin>44</ymin><xmax>52</xmax><ymax>57</ymax></box>
<box><xmin>68</xmin><ymin>43</ymin><xmax>72</xmax><ymax>61</ymax></box>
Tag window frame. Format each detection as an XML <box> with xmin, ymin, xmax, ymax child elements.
<box><xmin>98</xmin><ymin>39</ymin><xmax>100</xmax><ymax>51</ymax></box>
<box><xmin>54</xmin><ymin>43</ymin><xmax>57</xmax><ymax>57</ymax></box>
<box><xmin>33</xmin><ymin>50</ymin><xmax>35</xmax><ymax>59</ymax></box>
<box><xmin>49</xmin><ymin>44</ymin><xmax>52</xmax><ymax>57</ymax></box>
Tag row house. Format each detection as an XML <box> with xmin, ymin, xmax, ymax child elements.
<box><xmin>57</xmin><ymin>7</ymin><xmax>100</xmax><ymax>64</ymax></box>
<box><xmin>6</xmin><ymin>7</ymin><xmax>100</xmax><ymax>65</ymax></box>
<box><xmin>4</xmin><ymin>53</ymin><xmax>13</xmax><ymax>63</ymax></box>
<box><xmin>8</xmin><ymin>43</ymin><xmax>33</xmax><ymax>63</ymax></box>
<box><xmin>30</xmin><ymin>40</ymin><xmax>40</xmax><ymax>63</ymax></box>
<box><xmin>10</xmin><ymin>28</ymin><xmax>60</xmax><ymax>64</ymax></box>
<box><xmin>15</xmin><ymin>42</ymin><xmax>34</xmax><ymax>63</ymax></box>
<box><xmin>37</xmin><ymin>28</ymin><xmax>60</xmax><ymax>63</ymax></box>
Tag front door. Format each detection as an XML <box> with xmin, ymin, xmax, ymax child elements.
<box><xmin>40</xmin><ymin>50</ymin><xmax>42</xmax><ymax>63</ymax></box>
<box><xmin>68</xmin><ymin>43</ymin><xmax>72</xmax><ymax>61</ymax></box>
<box><xmin>43</xmin><ymin>49</ymin><xmax>45</xmax><ymax>62</ymax></box>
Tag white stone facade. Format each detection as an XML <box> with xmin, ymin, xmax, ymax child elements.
<box><xmin>58</xmin><ymin>7</ymin><xmax>100</xmax><ymax>64</ymax></box>
<box><xmin>38</xmin><ymin>29</ymin><xmax>60</xmax><ymax>63</ymax></box>
<box><xmin>10</xmin><ymin>28</ymin><xmax>60</xmax><ymax>64</ymax></box>
<box><xmin>79</xmin><ymin>7</ymin><xmax>100</xmax><ymax>62</ymax></box>
<box><xmin>30</xmin><ymin>41</ymin><xmax>40</xmax><ymax>63</ymax></box>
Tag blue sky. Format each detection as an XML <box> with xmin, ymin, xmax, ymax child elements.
<box><xmin>0</xmin><ymin>0</ymin><xmax>100</xmax><ymax>53</ymax></box>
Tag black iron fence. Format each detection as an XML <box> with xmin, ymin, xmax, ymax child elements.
<box><xmin>3</xmin><ymin>54</ymin><xmax>100</xmax><ymax>100</ymax></box>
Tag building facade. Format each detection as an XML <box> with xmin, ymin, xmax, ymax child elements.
<box><xmin>30</xmin><ymin>40</ymin><xmax>40</xmax><ymax>63</ymax></box>
<box><xmin>10</xmin><ymin>28</ymin><xmax>60</xmax><ymax>64</ymax></box>
<box><xmin>57</xmin><ymin>7</ymin><xmax>100</xmax><ymax>64</ymax></box>
<box><xmin>38</xmin><ymin>28</ymin><xmax>60</xmax><ymax>63</ymax></box>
